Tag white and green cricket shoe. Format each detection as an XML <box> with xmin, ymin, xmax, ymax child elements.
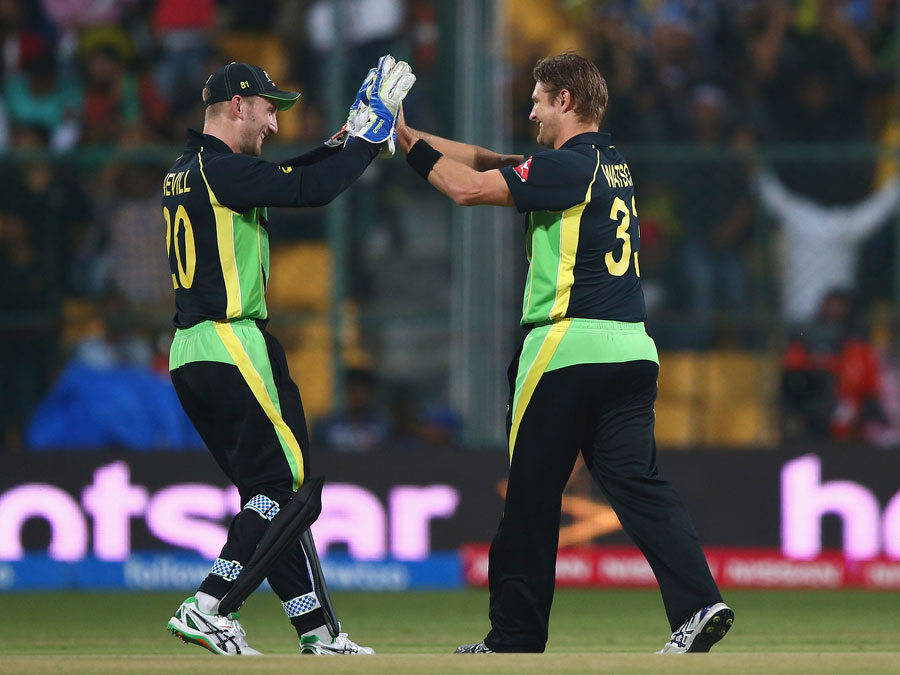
<box><xmin>167</xmin><ymin>596</ymin><xmax>262</xmax><ymax>656</ymax></box>
<box><xmin>300</xmin><ymin>632</ymin><xmax>375</xmax><ymax>655</ymax></box>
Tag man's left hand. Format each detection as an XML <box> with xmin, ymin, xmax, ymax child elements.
<box><xmin>352</xmin><ymin>55</ymin><xmax>416</xmax><ymax>156</ymax></box>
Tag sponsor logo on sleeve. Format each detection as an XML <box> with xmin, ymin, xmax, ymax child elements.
<box><xmin>513</xmin><ymin>156</ymin><xmax>533</xmax><ymax>183</ymax></box>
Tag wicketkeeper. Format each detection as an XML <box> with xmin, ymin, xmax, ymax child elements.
<box><xmin>162</xmin><ymin>56</ymin><xmax>414</xmax><ymax>655</ymax></box>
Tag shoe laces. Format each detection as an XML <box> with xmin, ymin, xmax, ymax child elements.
<box><xmin>333</xmin><ymin>633</ymin><xmax>360</xmax><ymax>651</ymax></box>
<box><xmin>218</xmin><ymin>614</ymin><xmax>250</xmax><ymax>648</ymax></box>
<box><xmin>668</xmin><ymin>605</ymin><xmax>710</xmax><ymax>647</ymax></box>
<box><xmin>667</xmin><ymin>627</ymin><xmax>689</xmax><ymax>648</ymax></box>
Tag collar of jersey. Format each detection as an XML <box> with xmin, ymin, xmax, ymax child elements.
<box><xmin>560</xmin><ymin>131</ymin><xmax>611</xmax><ymax>149</ymax></box>
<box><xmin>187</xmin><ymin>128</ymin><xmax>233</xmax><ymax>154</ymax></box>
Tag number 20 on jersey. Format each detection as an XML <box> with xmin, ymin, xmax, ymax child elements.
<box><xmin>164</xmin><ymin>205</ymin><xmax>196</xmax><ymax>289</ymax></box>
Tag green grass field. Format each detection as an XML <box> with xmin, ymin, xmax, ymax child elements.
<box><xmin>0</xmin><ymin>589</ymin><xmax>897</xmax><ymax>674</ymax></box>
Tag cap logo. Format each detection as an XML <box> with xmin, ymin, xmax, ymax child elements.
<box><xmin>263</xmin><ymin>70</ymin><xmax>273</xmax><ymax>83</ymax></box>
<box><xmin>513</xmin><ymin>156</ymin><xmax>533</xmax><ymax>182</ymax></box>
<box><xmin>240</xmin><ymin>81</ymin><xmax>250</xmax><ymax>89</ymax></box>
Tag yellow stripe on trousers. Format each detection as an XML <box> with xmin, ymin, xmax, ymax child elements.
<box><xmin>213</xmin><ymin>321</ymin><xmax>305</xmax><ymax>490</ymax></box>
<box><xmin>508</xmin><ymin>319</ymin><xmax>571</xmax><ymax>462</ymax></box>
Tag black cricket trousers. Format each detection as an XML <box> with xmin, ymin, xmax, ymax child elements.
<box><xmin>484</xmin><ymin>353</ymin><xmax>723</xmax><ymax>652</ymax></box>
<box><xmin>170</xmin><ymin>319</ymin><xmax>326</xmax><ymax>633</ymax></box>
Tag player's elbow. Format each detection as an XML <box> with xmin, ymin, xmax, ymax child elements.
<box><xmin>440</xmin><ymin>168</ymin><xmax>508</xmax><ymax>206</ymax></box>
<box><xmin>453</xmin><ymin>190</ymin><xmax>481</xmax><ymax>206</ymax></box>
<box><xmin>446</xmin><ymin>181</ymin><xmax>484</xmax><ymax>206</ymax></box>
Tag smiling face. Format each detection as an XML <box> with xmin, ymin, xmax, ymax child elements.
<box><xmin>238</xmin><ymin>96</ymin><xmax>278</xmax><ymax>156</ymax></box>
<box><xmin>529</xmin><ymin>81</ymin><xmax>563</xmax><ymax>148</ymax></box>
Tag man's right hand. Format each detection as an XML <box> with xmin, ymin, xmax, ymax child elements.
<box><xmin>326</xmin><ymin>66</ymin><xmax>378</xmax><ymax>147</ymax></box>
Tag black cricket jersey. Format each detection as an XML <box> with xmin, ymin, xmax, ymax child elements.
<box><xmin>163</xmin><ymin>130</ymin><xmax>378</xmax><ymax>328</ymax></box>
<box><xmin>499</xmin><ymin>132</ymin><xmax>646</xmax><ymax>325</ymax></box>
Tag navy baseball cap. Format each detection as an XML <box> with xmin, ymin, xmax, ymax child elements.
<box><xmin>203</xmin><ymin>62</ymin><xmax>300</xmax><ymax>111</ymax></box>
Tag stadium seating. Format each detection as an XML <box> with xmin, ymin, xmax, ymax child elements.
<box><xmin>656</xmin><ymin>350</ymin><xmax>778</xmax><ymax>448</ymax></box>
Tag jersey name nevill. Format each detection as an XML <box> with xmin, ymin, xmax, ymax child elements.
<box><xmin>163</xmin><ymin>170</ymin><xmax>192</xmax><ymax>196</ymax></box>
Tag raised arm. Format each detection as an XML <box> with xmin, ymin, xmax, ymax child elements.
<box><xmin>397</xmin><ymin>107</ymin><xmax>522</xmax><ymax>171</ymax></box>
<box><xmin>396</xmin><ymin>108</ymin><xmax>517</xmax><ymax>207</ymax></box>
<box><xmin>838</xmin><ymin>177</ymin><xmax>900</xmax><ymax>240</ymax></box>
<box><xmin>208</xmin><ymin>139</ymin><xmax>381</xmax><ymax>212</ymax></box>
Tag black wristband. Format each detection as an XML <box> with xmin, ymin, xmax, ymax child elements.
<box><xmin>406</xmin><ymin>140</ymin><xmax>443</xmax><ymax>179</ymax></box>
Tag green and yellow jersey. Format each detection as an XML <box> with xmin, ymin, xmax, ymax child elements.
<box><xmin>163</xmin><ymin>130</ymin><xmax>377</xmax><ymax>328</ymax></box>
<box><xmin>499</xmin><ymin>132</ymin><xmax>646</xmax><ymax>326</ymax></box>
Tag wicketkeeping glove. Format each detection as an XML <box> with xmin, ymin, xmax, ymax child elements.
<box><xmin>352</xmin><ymin>55</ymin><xmax>415</xmax><ymax>156</ymax></box>
<box><xmin>325</xmin><ymin>66</ymin><xmax>377</xmax><ymax>148</ymax></box>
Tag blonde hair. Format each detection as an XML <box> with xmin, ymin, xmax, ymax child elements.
<box><xmin>533</xmin><ymin>52</ymin><xmax>608</xmax><ymax>125</ymax></box>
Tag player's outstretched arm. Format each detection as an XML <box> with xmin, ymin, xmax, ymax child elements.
<box><xmin>279</xmin><ymin>63</ymin><xmax>383</xmax><ymax>168</ymax></box>
<box><xmin>403</xmin><ymin>137</ymin><xmax>514</xmax><ymax>208</ymax></box>
<box><xmin>397</xmin><ymin>107</ymin><xmax>522</xmax><ymax>171</ymax></box>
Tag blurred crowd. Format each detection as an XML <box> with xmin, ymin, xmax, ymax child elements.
<box><xmin>510</xmin><ymin>0</ymin><xmax>897</xmax><ymax>149</ymax></box>
<box><xmin>506</xmin><ymin>0</ymin><xmax>900</xmax><ymax>447</ymax></box>
<box><xmin>0</xmin><ymin>0</ymin><xmax>430</xmax><ymax>450</ymax></box>
<box><xmin>1</xmin><ymin>0</ymin><xmax>900</xmax><ymax>450</ymax></box>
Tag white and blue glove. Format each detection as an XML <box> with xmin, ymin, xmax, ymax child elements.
<box><xmin>350</xmin><ymin>55</ymin><xmax>415</xmax><ymax>156</ymax></box>
<box><xmin>325</xmin><ymin>66</ymin><xmax>378</xmax><ymax>148</ymax></box>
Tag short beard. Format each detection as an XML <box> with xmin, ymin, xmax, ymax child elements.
<box><xmin>239</xmin><ymin>128</ymin><xmax>262</xmax><ymax>156</ymax></box>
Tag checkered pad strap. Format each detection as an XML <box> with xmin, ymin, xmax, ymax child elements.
<box><xmin>245</xmin><ymin>494</ymin><xmax>281</xmax><ymax>521</ymax></box>
<box><xmin>282</xmin><ymin>592</ymin><xmax>321</xmax><ymax>618</ymax></box>
<box><xmin>210</xmin><ymin>558</ymin><xmax>243</xmax><ymax>582</ymax></box>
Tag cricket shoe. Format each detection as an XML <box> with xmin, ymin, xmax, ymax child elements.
<box><xmin>300</xmin><ymin>633</ymin><xmax>375</xmax><ymax>655</ymax></box>
<box><xmin>167</xmin><ymin>596</ymin><xmax>262</xmax><ymax>655</ymax></box>
<box><xmin>455</xmin><ymin>641</ymin><xmax>495</xmax><ymax>654</ymax></box>
<box><xmin>658</xmin><ymin>602</ymin><xmax>734</xmax><ymax>653</ymax></box>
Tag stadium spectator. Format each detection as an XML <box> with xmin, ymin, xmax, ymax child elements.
<box><xmin>584</xmin><ymin>4</ymin><xmax>644</xmax><ymax>141</ymax></box>
<box><xmin>151</xmin><ymin>0</ymin><xmax>216</xmax><ymax>112</ymax></box>
<box><xmin>617</xmin><ymin>175</ymin><xmax>678</xmax><ymax>321</ymax></box>
<box><xmin>307</xmin><ymin>0</ymin><xmax>405</xmax><ymax>90</ymax></box>
<box><xmin>3</xmin><ymin>42</ymin><xmax>81</xmax><ymax>151</ymax></box>
<box><xmin>862</xmin><ymin>301</ymin><xmax>900</xmax><ymax>447</ymax></box>
<box><xmin>672</xmin><ymin>84</ymin><xmax>755</xmax><ymax>345</ymax></box>
<box><xmin>69</xmin><ymin>295</ymin><xmax>154</xmax><ymax>371</ymax></box>
<box><xmin>3</xmin><ymin>123</ymin><xmax>90</xmax><ymax>298</ymax></box>
<box><xmin>39</xmin><ymin>0</ymin><xmax>140</xmax><ymax>64</ymax></box>
<box><xmin>750</xmin><ymin>0</ymin><xmax>880</xmax><ymax>201</ymax></box>
<box><xmin>86</xmin><ymin>159</ymin><xmax>173</xmax><ymax>305</ymax></box>
<box><xmin>386</xmin><ymin>383</ymin><xmax>461</xmax><ymax>451</ymax></box>
<box><xmin>0</xmin><ymin>0</ymin><xmax>59</xmax><ymax>78</ymax></box>
<box><xmin>755</xmin><ymin>168</ymin><xmax>900</xmax><ymax>324</ymax></box>
<box><xmin>77</xmin><ymin>28</ymin><xmax>169</xmax><ymax>146</ymax></box>
<box><xmin>0</xmin><ymin>122</ymin><xmax>93</xmax><ymax>447</ymax></box>
<box><xmin>40</xmin><ymin>0</ymin><xmax>138</xmax><ymax>28</ymax></box>
<box><xmin>25</xmin><ymin>297</ymin><xmax>203</xmax><ymax>451</ymax></box>
<box><xmin>312</xmin><ymin>367</ymin><xmax>389</xmax><ymax>452</ymax></box>
<box><xmin>781</xmin><ymin>288</ymin><xmax>885</xmax><ymax>441</ymax></box>
<box><xmin>303</xmin><ymin>0</ymin><xmax>405</xmax><ymax>142</ymax></box>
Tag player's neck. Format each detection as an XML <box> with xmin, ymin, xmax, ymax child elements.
<box><xmin>202</xmin><ymin>122</ymin><xmax>242</xmax><ymax>154</ymax></box>
<box><xmin>554</xmin><ymin>122</ymin><xmax>600</xmax><ymax>149</ymax></box>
